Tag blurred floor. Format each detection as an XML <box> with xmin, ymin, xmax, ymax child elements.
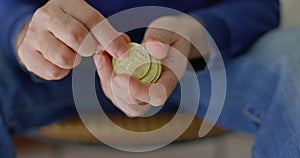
<box><xmin>14</xmin><ymin>132</ymin><xmax>253</xmax><ymax>158</ymax></box>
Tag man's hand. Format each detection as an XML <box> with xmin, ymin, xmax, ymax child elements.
<box><xmin>16</xmin><ymin>0</ymin><xmax>129</xmax><ymax>80</ymax></box>
<box><xmin>95</xmin><ymin>15</ymin><xmax>207</xmax><ymax>117</ymax></box>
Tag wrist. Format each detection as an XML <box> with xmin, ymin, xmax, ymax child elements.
<box><xmin>176</xmin><ymin>15</ymin><xmax>210</xmax><ymax>60</ymax></box>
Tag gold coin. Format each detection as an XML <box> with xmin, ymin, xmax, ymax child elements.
<box><xmin>112</xmin><ymin>43</ymin><xmax>151</xmax><ymax>79</ymax></box>
<box><xmin>112</xmin><ymin>57</ymin><xmax>117</xmax><ymax>67</ymax></box>
<box><xmin>151</xmin><ymin>57</ymin><xmax>162</xmax><ymax>83</ymax></box>
<box><xmin>140</xmin><ymin>56</ymin><xmax>159</xmax><ymax>84</ymax></box>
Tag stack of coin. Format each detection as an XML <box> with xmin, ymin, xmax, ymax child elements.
<box><xmin>112</xmin><ymin>42</ymin><xmax>162</xmax><ymax>84</ymax></box>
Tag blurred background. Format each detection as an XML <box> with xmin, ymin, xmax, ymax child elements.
<box><xmin>14</xmin><ymin>132</ymin><xmax>253</xmax><ymax>158</ymax></box>
<box><xmin>14</xmin><ymin>0</ymin><xmax>300</xmax><ymax>157</ymax></box>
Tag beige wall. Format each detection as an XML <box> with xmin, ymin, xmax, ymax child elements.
<box><xmin>281</xmin><ymin>0</ymin><xmax>300</xmax><ymax>27</ymax></box>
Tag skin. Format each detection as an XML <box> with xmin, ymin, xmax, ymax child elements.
<box><xmin>94</xmin><ymin>16</ymin><xmax>208</xmax><ymax>117</ymax></box>
<box><xmin>16</xmin><ymin>0</ymin><xmax>207</xmax><ymax>117</ymax></box>
<box><xmin>16</xmin><ymin>0</ymin><xmax>129</xmax><ymax>80</ymax></box>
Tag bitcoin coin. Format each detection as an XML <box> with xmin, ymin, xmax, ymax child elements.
<box><xmin>112</xmin><ymin>43</ymin><xmax>151</xmax><ymax>79</ymax></box>
<box><xmin>140</xmin><ymin>56</ymin><xmax>159</xmax><ymax>84</ymax></box>
<box><xmin>151</xmin><ymin>57</ymin><xmax>162</xmax><ymax>83</ymax></box>
<box><xmin>112</xmin><ymin>42</ymin><xmax>162</xmax><ymax>83</ymax></box>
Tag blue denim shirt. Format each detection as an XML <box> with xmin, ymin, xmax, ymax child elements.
<box><xmin>0</xmin><ymin>0</ymin><xmax>279</xmax><ymax>64</ymax></box>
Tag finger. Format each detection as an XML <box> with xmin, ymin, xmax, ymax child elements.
<box><xmin>94</xmin><ymin>34</ymin><xmax>130</xmax><ymax>55</ymax></box>
<box><xmin>171</xmin><ymin>38</ymin><xmax>192</xmax><ymax>59</ymax></box>
<box><xmin>122</xmin><ymin>33</ymin><xmax>131</xmax><ymax>43</ymax></box>
<box><xmin>36</xmin><ymin>32</ymin><xmax>81</xmax><ymax>69</ymax></box>
<box><xmin>94</xmin><ymin>52</ymin><xmax>115</xmax><ymax>101</ymax></box>
<box><xmin>162</xmin><ymin>39</ymin><xmax>190</xmax><ymax>78</ymax></box>
<box><xmin>111</xmin><ymin>75</ymin><xmax>140</xmax><ymax>105</ymax></box>
<box><xmin>138</xmin><ymin>40</ymin><xmax>189</xmax><ymax>106</ymax></box>
<box><xmin>114</xmin><ymin>74</ymin><xmax>167</xmax><ymax>106</ymax></box>
<box><xmin>62</xmin><ymin>0</ymin><xmax>129</xmax><ymax>58</ymax></box>
<box><xmin>110</xmin><ymin>81</ymin><xmax>151</xmax><ymax>118</ymax></box>
<box><xmin>141</xmin><ymin>44</ymin><xmax>188</xmax><ymax>106</ymax></box>
<box><xmin>94</xmin><ymin>54</ymin><xmax>113</xmax><ymax>101</ymax></box>
<box><xmin>47</xmin><ymin>9</ymin><xmax>98</xmax><ymax>56</ymax></box>
<box><xmin>156</xmin><ymin>70</ymin><xmax>178</xmax><ymax>98</ymax></box>
<box><xmin>94</xmin><ymin>54</ymin><xmax>149</xmax><ymax>117</ymax></box>
<box><xmin>97</xmin><ymin>76</ymin><xmax>149</xmax><ymax>118</ymax></box>
<box><xmin>111</xmin><ymin>96</ymin><xmax>150</xmax><ymax>118</ymax></box>
<box><xmin>94</xmin><ymin>51</ymin><xmax>116</xmax><ymax>103</ymax></box>
<box><xmin>143</xmin><ymin>27</ymin><xmax>175</xmax><ymax>59</ymax></box>
<box><xmin>100</xmin><ymin>80</ymin><xmax>113</xmax><ymax>102</ymax></box>
<box><xmin>94</xmin><ymin>51</ymin><xmax>114</xmax><ymax>81</ymax></box>
<box><xmin>59</xmin><ymin>0</ymin><xmax>104</xmax><ymax>31</ymax></box>
<box><xmin>18</xmin><ymin>46</ymin><xmax>69</xmax><ymax>80</ymax></box>
<box><xmin>93</xmin><ymin>27</ymin><xmax>129</xmax><ymax>58</ymax></box>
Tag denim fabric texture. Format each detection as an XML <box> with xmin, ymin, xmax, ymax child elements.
<box><xmin>0</xmin><ymin>28</ymin><xmax>300</xmax><ymax>157</ymax></box>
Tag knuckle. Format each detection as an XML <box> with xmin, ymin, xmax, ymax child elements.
<box><xmin>54</xmin><ymin>55</ymin><xmax>73</xmax><ymax>69</ymax></box>
<box><xmin>44</xmin><ymin>68</ymin><xmax>68</xmax><ymax>80</ymax></box>
<box><xmin>85</xmin><ymin>12</ymin><xmax>102</xmax><ymax>28</ymax></box>
<box><xmin>17</xmin><ymin>42</ymin><xmax>32</xmax><ymax>60</ymax></box>
<box><xmin>34</xmin><ymin>7</ymin><xmax>50</xmax><ymax>20</ymax></box>
<box><xmin>68</xmin><ymin>28</ymin><xmax>86</xmax><ymax>49</ymax></box>
<box><xmin>36</xmin><ymin>35</ymin><xmax>48</xmax><ymax>49</ymax></box>
<box><xmin>23</xmin><ymin>63</ymin><xmax>42</xmax><ymax>78</ymax></box>
<box><xmin>26</xmin><ymin>23</ymin><xmax>37</xmax><ymax>36</ymax></box>
<box><xmin>53</xmin><ymin>51</ymin><xmax>75</xmax><ymax>68</ymax></box>
<box><xmin>17</xmin><ymin>44</ymin><xmax>28</xmax><ymax>55</ymax></box>
<box><xmin>73</xmin><ymin>55</ymin><xmax>82</xmax><ymax>67</ymax></box>
<box><xmin>25</xmin><ymin>64</ymin><xmax>37</xmax><ymax>74</ymax></box>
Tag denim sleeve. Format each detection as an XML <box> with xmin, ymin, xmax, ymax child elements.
<box><xmin>0</xmin><ymin>0</ymin><xmax>46</xmax><ymax>64</ymax></box>
<box><xmin>190</xmin><ymin>0</ymin><xmax>280</xmax><ymax>63</ymax></box>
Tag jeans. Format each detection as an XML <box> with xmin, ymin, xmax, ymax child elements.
<box><xmin>1</xmin><ymin>27</ymin><xmax>300</xmax><ymax>158</ymax></box>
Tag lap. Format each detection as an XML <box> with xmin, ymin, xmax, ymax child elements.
<box><xmin>0</xmin><ymin>52</ymin><xmax>77</xmax><ymax>133</ymax></box>
<box><xmin>1</xmin><ymin>27</ymin><xmax>300</xmax><ymax>136</ymax></box>
<box><xmin>241</xmin><ymin>27</ymin><xmax>300</xmax><ymax>157</ymax></box>
<box><xmin>181</xmin><ymin>28</ymin><xmax>300</xmax><ymax>157</ymax></box>
<box><xmin>175</xmin><ymin>27</ymin><xmax>300</xmax><ymax>134</ymax></box>
<box><xmin>229</xmin><ymin>27</ymin><xmax>300</xmax><ymax>128</ymax></box>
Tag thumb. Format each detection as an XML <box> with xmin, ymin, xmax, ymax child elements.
<box><xmin>142</xmin><ymin>28</ymin><xmax>174</xmax><ymax>59</ymax></box>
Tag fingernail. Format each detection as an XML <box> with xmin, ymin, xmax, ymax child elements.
<box><xmin>145</xmin><ymin>39</ymin><xmax>168</xmax><ymax>59</ymax></box>
<box><xmin>147</xmin><ymin>39</ymin><xmax>167</xmax><ymax>50</ymax></box>
<box><xmin>149</xmin><ymin>83</ymin><xmax>167</xmax><ymax>106</ymax></box>
<box><xmin>114</xmin><ymin>75</ymin><xmax>129</xmax><ymax>88</ymax></box>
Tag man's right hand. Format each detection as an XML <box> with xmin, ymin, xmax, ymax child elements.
<box><xmin>16</xmin><ymin>0</ymin><xmax>129</xmax><ymax>80</ymax></box>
